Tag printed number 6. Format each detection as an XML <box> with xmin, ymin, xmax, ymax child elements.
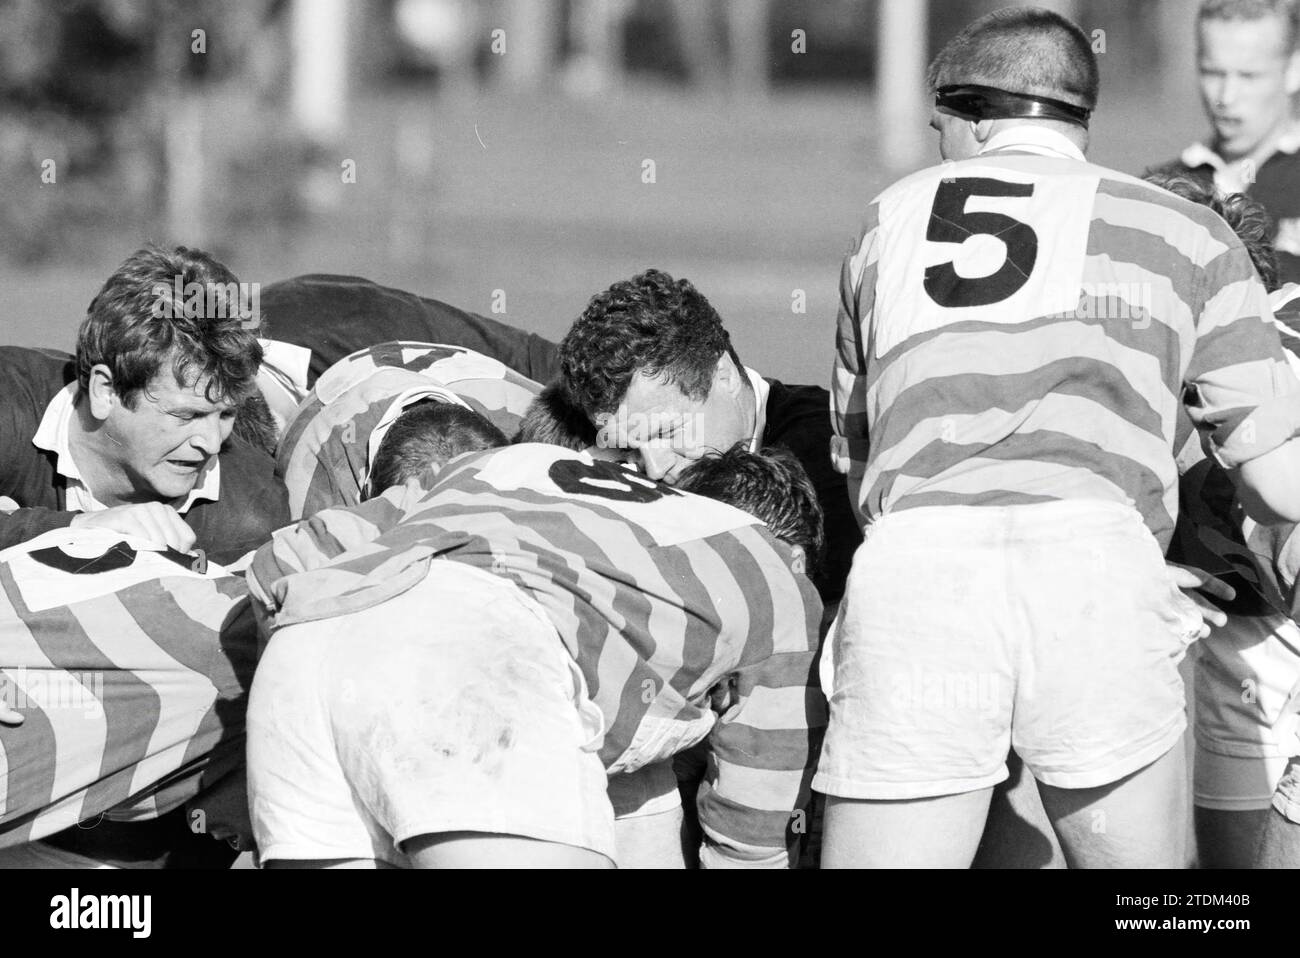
<box><xmin>548</xmin><ymin>458</ymin><xmax>675</xmax><ymax>504</ymax></box>
<box><xmin>924</xmin><ymin>177</ymin><xmax>1038</xmax><ymax>308</ymax></box>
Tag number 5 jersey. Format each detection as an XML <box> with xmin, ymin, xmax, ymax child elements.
<box><xmin>833</xmin><ymin>124</ymin><xmax>1300</xmax><ymax>549</ymax></box>
<box><xmin>249</xmin><ymin>443</ymin><xmax>826</xmax><ymax>866</ymax></box>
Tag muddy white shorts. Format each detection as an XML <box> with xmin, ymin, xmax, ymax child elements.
<box><xmin>247</xmin><ymin>559</ymin><xmax>616</xmax><ymax>865</ymax></box>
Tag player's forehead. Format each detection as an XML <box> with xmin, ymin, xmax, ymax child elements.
<box><xmin>1199</xmin><ymin>16</ymin><xmax>1291</xmax><ymax>66</ymax></box>
<box><xmin>620</xmin><ymin>370</ymin><xmax>707</xmax><ymax>416</ymax></box>
<box><xmin>142</xmin><ymin>370</ymin><xmax>234</xmax><ymax>413</ymax></box>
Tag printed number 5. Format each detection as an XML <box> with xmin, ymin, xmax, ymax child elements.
<box><xmin>924</xmin><ymin>177</ymin><xmax>1038</xmax><ymax>308</ymax></box>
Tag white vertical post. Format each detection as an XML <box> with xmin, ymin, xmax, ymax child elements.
<box><xmin>290</xmin><ymin>0</ymin><xmax>350</xmax><ymax>142</ymax></box>
<box><xmin>878</xmin><ymin>0</ymin><xmax>929</xmax><ymax>172</ymax></box>
<box><xmin>566</xmin><ymin>0</ymin><xmax>626</xmax><ymax>95</ymax></box>
<box><xmin>672</xmin><ymin>0</ymin><xmax>725</xmax><ymax>91</ymax></box>
<box><xmin>165</xmin><ymin>94</ymin><xmax>207</xmax><ymax>245</ymax></box>
<box><xmin>502</xmin><ymin>0</ymin><xmax>558</xmax><ymax>88</ymax></box>
<box><xmin>727</xmin><ymin>0</ymin><xmax>769</xmax><ymax>97</ymax></box>
<box><xmin>1160</xmin><ymin>0</ymin><xmax>1199</xmax><ymax>105</ymax></box>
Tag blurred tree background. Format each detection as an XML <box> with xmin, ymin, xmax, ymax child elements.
<box><xmin>0</xmin><ymin>0</ymin><xmax>299</xmax><ymax>263</ymax></box>
<box><xmin>1</xmin><ymin>0</ymin><xmax>1210</xmax><ymax>385</ymax></box>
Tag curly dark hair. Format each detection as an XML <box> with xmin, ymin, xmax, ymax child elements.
<box><xmin>76</xmin><ymin>245</ymin><xmax>264</xmax><ymax>408</ymax></box>
<box><xmin>1142</xmin><ymin>171</ymin><xmax>1279</xmax><ymax>291</ymax></box>
<box><xmin>677</xmin><ymin>444</ymin><xmax>824</xmax><ymax>577</ymax></box>
<box><xmin>558</xmin><ymin>269</ymin><xmax>744</xmax><ymax>417</ymax></box>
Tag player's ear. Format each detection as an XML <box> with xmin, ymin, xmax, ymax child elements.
<box><xmin>85</xmin><ymin>364</ymin><xmax>118</xmax><ymax>423</ymax></box>
<box><xmin>713</xmin><ymin>351</ymin><xmax>744</xmax><ymax>397</ymax></box>
<box><xmin>1286</xmin><ymin>51</ymin><xmax>1300</xmax><ymax>96</ymax></box>
<box><xmin>789</xmin><ymin>544</ymin><xmax>807</xmax><ymax>575</ymax></box>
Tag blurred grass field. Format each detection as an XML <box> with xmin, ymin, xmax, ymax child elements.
<box><xmin>2</xmin><ymin>81</ymin><xmax>1206</xmax><ymax>386</ymax></box>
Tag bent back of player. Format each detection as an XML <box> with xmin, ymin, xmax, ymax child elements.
<box><xmin>246</xmin><ymin>441</ymin><xmax>826</xmax><ymax>868</ymax></box>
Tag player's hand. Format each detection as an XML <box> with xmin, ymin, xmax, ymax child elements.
<box><xmin>1167</xmin><ymin>561</ymin><xmax>1235</xmax><ymax>640</ymax></box>
<box><xmin>70</xmin><ymin>503</ymin><xmax>197</xmax><ymax>553</ymax></box>
<box><xmin>186</xmin><ymin>768</ymin><xmax>254</xmax><ymax>853</ymax></box>
<box><xmin>830</xmin><ymin>436</ymin><xmax>851</xmax><ymax>476</ymax></box>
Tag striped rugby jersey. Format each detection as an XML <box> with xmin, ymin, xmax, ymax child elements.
<box><xmin>1170</xmin><ymin>285</ymin><xmax>1300</xmax><ymax>623</ymax></box>
<box><xmin>0</xmin><ymin>529</ymin><xmax>255</xmax><ymax>847</ymax></box>
<box><xmin>1274</xmin><ymin>283</ymin><xmax>1300</xmax><ymax>367</ymax></box>
<box><xmin>249</xmin><ymin>443</ymin><xmax>825</xmax><ymax>867</ymax></box>
<box><xmin>277</xmin><ymin>341</ymin><xmax>543</xmax><ymax>519</ymax></box>
<box><xmin>834</xmin><ymin>126</ymin><xmax>1300</xmax><ymax>548</ymax></box>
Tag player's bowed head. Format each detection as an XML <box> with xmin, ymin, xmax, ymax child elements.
<box><xmin>676</xmin><ymin>444</ymin><xmax>824</xmax><ymax>579</ymax></box>
<box><xmin>515</xmin><ymin>388</ymin><xmax>822</xmax><ymax>576</ymax></box>
<box><xmin>926</xmin><ymin>6</ymin><xmax>1099</xmax><ymax>161</ymax></box>
<box><xmin>558</xmin><ymin>269</ymin><xmax>758</xmax><ymax>484</ymax></box>
<box><xmin>364</xmin><ymin>400</ymin><xmax>509</xmax><ymax>500</ymax></box>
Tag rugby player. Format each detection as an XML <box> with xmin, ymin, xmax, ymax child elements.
<box><xmin>260</xmin><ymin>274</ymin><xmax>562</xmax><ymax>387</ymax></box>
<box><xmin>1150</xmin><ymin>0</ymin><xmax>1300</xmax><ymax>285</ymax></box>
<box><xmin>823</xmin><ymin>6</ymin><xmax>1300</xmax><ymax>868</ymax></box>
<box><xmin>275</xmin><ymin>339</ymin><xmax>537</xmax><ymax>518</ymax></box>
<box><xmin>1142</xmin><ymin>173</ymin><xmax>1300</xmax><ymax>867</ymax></box>
<box><xmin>558</xmin><ymin>268</ymin><xmax>859</xmax><ymax>608</ymax></box>
<box><xmin>244</xmin><ymin>442</ymin><xmax>825</xmax><ymax>868</ymax></box>
<box><xmin>1146</xmin><ymin>174</ymin><xmax>1300</xmax><ymax>868</ymax></box>
<box><xmin>0</xmin><ymin>527</ymin><xmax>257</xmax><ymax>868</ymax></box>
<box><xmin>259</xmin><ymin>270</ymin><xmax>858</xmax><ymax>609</ymax></box>
<box><xmin>0</xmin><ymin>245</ymin><xmax>288</xmax><ymax>566</ymax></box>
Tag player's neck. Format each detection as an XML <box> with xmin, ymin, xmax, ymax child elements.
<box><xmin>68</xmin><ymin>395</ymin><xmax>139</xmax><ymax>507</ymax></box>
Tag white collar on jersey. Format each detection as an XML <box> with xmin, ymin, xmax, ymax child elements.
<box><xmin>1180</xmin><ymin>124</ymin><xmax>1300</xmax><ymax>172</ymax></box>
<box><xmin>1179</xmin><ymin>124</ymin><xmax>1300</xmax><ymax>194</ymax></box>
<box><xmin>978</xmin><ymin>125</ymin><xmax>1086</xmax><ymax>161</ymax></box>
<box><xmin>256</xmin><ymin>338</ymin><xmax>313</xmax><ymax>437</ymax></box>
<box><xmin>744</xmin><ymin>366</ymin><xmax>769</xmax><ymax>453</ymax></box>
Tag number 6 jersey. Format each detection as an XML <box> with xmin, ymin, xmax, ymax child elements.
<box><xmin>833</xmin><ymin>125</ymin><xmax>1300</xmax><ymax>549</ymax></box>
<box><xmin>249</xmin><ymin>443</ymin><xmax>826</xmax><ymax>866</ymax></box>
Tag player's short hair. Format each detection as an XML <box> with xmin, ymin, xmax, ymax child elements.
<box><xmin>559</xmin><ymin>269</ymin><xmax>745</xmax><ymax>417</ymax></box>
<box><xmin>927</xmin><ymin>6</ymin><xmax>1100</xmax><ymax>110</ymax></box>
<box><xmin>77</xmin><ymin>245</ymin><xmax>263</xmax><ymax>410</ymax></box>
<box><xmin>514</xmin><ymin>382</ymin><xmax>597</xmax><ymax>450</ymax></box>
<box><xmin>367</xmin><ymin>400</ymin><xmax>508</xmax><ymax>497</ymax></box>
<box><xmin>677</xmin><ymin>444</ymin><xmax>824</xmax><ymax>577</ymax></box>
<box><xmin>1142</xmin><ymin>171</ymin><xmax>1279</xmax><ymax>291</ymax></box>
<box><xmin>1199</xmin><ymin>0</ymin><xmax>1300</xmax><ymax>54</ymax></box>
